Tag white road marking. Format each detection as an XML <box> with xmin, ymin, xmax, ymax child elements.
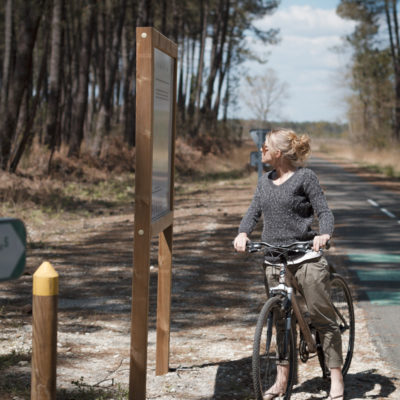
<box><xmin>368</xmin><ymin>199</ymin><xmax>379</xmax><ymax>207</ymax></box>
<box><xmin>381</xmin><ymin>208</ymin><xmax>396</xmax><ymax>219</ymax></box>
<box><xmin>367</xmin><ymin>199</ymin><xmax>398</xmax><ymax>221</ymax></box>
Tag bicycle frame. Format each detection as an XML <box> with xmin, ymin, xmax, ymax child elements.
<box><xmin>268</xmin><ymin>260</ymin><xmax>317</xmax><ymax>354</ymax></box>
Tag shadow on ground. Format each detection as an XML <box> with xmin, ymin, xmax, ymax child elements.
<box><xmin>343</xmin><ymin>369</ymin><xmax>398</xmax><ymax>399</ymax></box>
<box><xmin>296</xmin><ymin>368</ymin><xmax>399</xmax><ymax>400</ymax></box>
<box><xmin>211</xmin><ymin>356</ymin><xmax>253</xmax><ymax>399</ymax></box>
<box><xmin>212</xmin><ymin>361</ymin><xmax>398</xmax><ymax>399</ymax></box>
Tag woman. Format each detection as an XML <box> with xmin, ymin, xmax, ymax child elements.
<box><xmin>233</xmin><ymin>128</ymin><xmax>344</xmax><ymax>400</ymax></box>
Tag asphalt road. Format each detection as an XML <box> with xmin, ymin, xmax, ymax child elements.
<box><xmin>310</xmin><ymin>157</ymin><xmax>400</xmax><ymax>373</ymax></box>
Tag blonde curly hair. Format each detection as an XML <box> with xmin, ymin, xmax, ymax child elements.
<box><xmin>266</xmin><ymin>128</ymin><xmax>311</xmax><ymax>167</ymax></box>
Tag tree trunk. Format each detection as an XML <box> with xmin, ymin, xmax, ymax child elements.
<box><xmin>0</xmin><ymin>0</ymin><xmax>44</xmax><ymax>170</ymax></box>
<box><xmin>222</xmin><ymin>69</ymin><xmax>231</xmax><ymax>123</ymax></box>
<box><xmin>392</xmin><ymin>0</ymin><xmax>400</xmax><ymax>141</ymax></box>
<box><xmin>121</xmin><ymin>1</ymin><xmax>137</xmax><ymax>147</ymax></box>
<box><xmin>185</xmin><ymin>38</ymin><xmax>196</xmax><ymax>120</ymax></box>
<box><xmin>95</xmin><ymin>4</ymin><xmax>106</xmax><ymax>113</ymax></box>
<box><xmin>385</xmin><ymin>0</ymin><xmax>400</xmax><ymax>141</ymax></box>
<box><xmin>9</xmin><ymin>38</ymin><xmax>48</xmax><ymax>172</ymax></box>
<box><xmin>1</xmin><ymin>0</ymin><xmax>13</xmax><ymax>115</ymax></box>
<box><xmin>92</xmin><ymin>0</ymin><xmax>126</xmax><ymax>157</ymax></box>
<box><xmin>45</xmin><ymin>0</ymin><xmax>64</xmax><ymax>167</ymax></box>
<box><xmin>213</xmin><ymin>17</ymin><xmax>235</xmax><ymax>118</ymax></box>
<box><xmin>161</xmin><ymin>0</ymin><xmax>167</xmax><ymax>35</ymax></box>
<box><xmin>144</xmin><ymin>0</ymin><xmax>153</xmax><ymax>26</ymax></box>
<box><xmin>183</xmin><ymin>38</ymin><xmax>191</xmax><ymax>116</ymax></box>
<box><xmin>60</xmin><ymin>0</ymin><xmax>74</xmax><ymax>145</ymax></box>
<box><xmin>171</xmin><ymin>0</ymin><xmax>179</xmax><ymax>43</ymax></box>
<box><xmin>193</xmin><ymin>0</ymin><xmax>208</xmax><ymax>117</ymax></box>
<box><xmin>201</xmin><ymin>9</ymin><xmax>221</xmax><ymax>115</ymax></box>
<box><xmin>201</xmin><ymin>0</ymin><xmax>229</xmax><ymax>119</ymax></box>
<box><xmin>68</xmin><ymin>0</ymin><xmax>96</xmax><ymax>157</ymax></box>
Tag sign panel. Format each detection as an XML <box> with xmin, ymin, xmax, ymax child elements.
<box><xmin>250</xmin><ymin>151</ymin><xmax>261</xmax><ymax>167</ymax></box>
<box><xmin>152</xmin><ymin>48</ymin><xmax>174</xmax><ymax>222</ymax></box>
<box><xmin>250</xmin><ymin>128</ymin><xmax>269</xmax><ymax>148</ymax></box>
<box><xmin>0</xmin><ymin>218</ymin><xmax>26</xmax><ymax>282</ymax></box>
<box><xmin>249</xmin><ymin>128</ymin><xmax>270</xmax><ymax>178</ymax></box>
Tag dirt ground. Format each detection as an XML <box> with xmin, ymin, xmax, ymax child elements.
<box><xmin>1</xmin><ymin>149</ymin><xmax>400</xmax><ymax>399</ymax></box>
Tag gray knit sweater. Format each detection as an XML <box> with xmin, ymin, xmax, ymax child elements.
<box><xmin>238</xmin><ymin>167</ymin><xmax>334</xmax><ymax>245</ymax></box>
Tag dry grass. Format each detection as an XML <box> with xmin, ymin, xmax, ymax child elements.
<box><xmin>0</xmin><ymin>137</ymin><xmax>252</xmax><ymax>224</ymax></box>
<box><xmin>2</xmin><ymin>135</ymin><xmax>397</xmax><ymax>219</ymax></box>
<box><xmin>174</xmin><ymin>137</ymin><xmax>253</xmax><ymax>180</ymax></box>
<box><xmin>0</xmin><ymin>139</ymin><xmax>137</xmax><ymax>228</ymax></box>
<box><xmin>17</xmin><ymin>138</ymin><xmax>135</xmax><ymax>179</ymax></box>
<box><xmin>312</xmin><ymin>137</ymin><xmax>400</xmax><ymax>178</ymax></box>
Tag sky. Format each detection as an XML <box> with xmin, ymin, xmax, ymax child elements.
<box><xmin>237</xmin><ymin>0</ymin><xmax>357</xmax><ymax>122</ymax></box>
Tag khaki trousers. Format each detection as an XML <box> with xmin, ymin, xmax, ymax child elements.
<box><xmin>264</xmin><ymin>257</ymin><xmax>343</xmax><ymax>369</ymax></box>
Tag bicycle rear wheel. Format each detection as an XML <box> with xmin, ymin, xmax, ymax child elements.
<box><xmin>252</xmin><ymin>296</ymin><xmax>296</xmax><ymax>400</ymax></box>
<box><xmin>317</xmin><ymin>273</ymin><xmax>355</xmax><ymax>378</ymax></box>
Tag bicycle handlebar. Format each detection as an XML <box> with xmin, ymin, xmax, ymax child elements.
<box><xmin>245</xmin><ymin>239</ymin><xmax>330</xmax><ymax>254</ymax></box>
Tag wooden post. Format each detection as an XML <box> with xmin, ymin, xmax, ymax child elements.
<box><xmin>31</xmin><ymin>262</ymin><xmax>58</xmax><ymax>400</ymax></box>
<box><xmin>130</xmin><ymin>27</ymin><xmax>177</xmax><ymax>400</ymax></box>
<box><xmin>129</xmin><ymin>27</ymin><xmax>154</xmax><ymax>400</ymax></box>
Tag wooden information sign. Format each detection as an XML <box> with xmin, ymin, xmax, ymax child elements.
<box><xmin>129</xmin><ymin>27</ymin><xmax>177</xmax><ymax>400</ymax></box>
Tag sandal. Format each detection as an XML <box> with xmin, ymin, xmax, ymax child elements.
<box><xmin>263</xmin><ymin>385</ymin><xmax>285</xmax><ymax>399</ymax></box>
<box><xmin>327</xmin><ymin>394</ymin><xmax>344</xmax><ymax>400</ymax></box>
<box><xmin>263</xmin><ymin>392</ymin><xmax>283</xmax><ymax>400</ymax></box>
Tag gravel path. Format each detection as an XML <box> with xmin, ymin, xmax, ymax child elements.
<box><xmin>1</xmin><ymin>173</ymin><xmax>399</xmax><ymax>399</ymax></box>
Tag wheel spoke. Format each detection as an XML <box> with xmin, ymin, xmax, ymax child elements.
<box><xmin>252</xmin><ymin>297</ymin><xmax>295</xmax><ymax>400</ymax></box>
<box><xmin>326</xmin><ymin>274</ymin><xmax>355</xmax><ymax>377</ymax></box>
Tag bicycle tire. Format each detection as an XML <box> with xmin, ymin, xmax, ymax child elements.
<box><xmin>252</xmin><ymin>296</ymin><xmax>296</xmax><ymax>400</ymax></box>
<box><xmin>317</xmin><ymin>273</ymin><xmax>355</xmax><ymax>378</ymax></box>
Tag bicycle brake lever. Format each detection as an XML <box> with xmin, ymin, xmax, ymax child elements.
<box><xmin>247</xmin><ymin>242</ymin><xmax>262</xmax><ymax>252</ymax></box>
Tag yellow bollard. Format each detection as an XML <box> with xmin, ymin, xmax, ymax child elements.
<box><xmin>31</xmin><ymin>262</ymin><xmax>59</xmax><ymax>400</ymax></box>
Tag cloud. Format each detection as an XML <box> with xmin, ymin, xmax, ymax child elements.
<box><xmin>254</xmin><ymin>5</ymin><xmax>355</xmax><ymax>38</ymax></box>
<box><xmin>238</xmin><ymin>4</ymin><xmax>357</xmax><ymax>122</ymax></box>
<box><xmin>248</xmin><ymin>34</ymin><xmax>345</xmax><ymax>70</ymax></box>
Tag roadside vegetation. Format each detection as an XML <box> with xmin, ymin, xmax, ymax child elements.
<box><xmin>1</xmin><ymin>122</ymin><xmax>398</xmax><ymax>235</ymax></box>
<box><xmin>0</xmin><ymin>0</ymin><xmax>280</xmax><ymax>173</ymax></box>
<box><xmin>312</xmin><ymin>136</ymin><xmax>400</xmax><ymax>179</ymax></box>
<box><xmin>337</xmin><ymin>1</ymin><xmax>400</xmax><ymax>147</ymax></box>
<box><xmin>1</xmin><ymin>0</ymin><xmax>399</xmax><ymax>193</ymax></box>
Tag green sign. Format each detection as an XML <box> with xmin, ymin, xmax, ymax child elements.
<box><xmin>0</xmin><ymin>218</ymin><xmax>26</xmax><ymax>282</ymax></box>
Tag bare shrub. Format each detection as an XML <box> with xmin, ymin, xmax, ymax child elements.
<box><xmin>175</xmin><ymin>137</ymin><xmax>203</xmax><ymax>175</ymax></box>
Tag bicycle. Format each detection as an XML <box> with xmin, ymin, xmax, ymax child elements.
<box><xmin>247</xmin><ymin>240</ymin><xmax>355</xmax><ymax>400</ymax></box>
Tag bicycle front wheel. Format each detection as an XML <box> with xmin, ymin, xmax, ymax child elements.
<box><xmin>252</xmin><ymin>296</ymin><xmax>296</xmax><ymax>400</ymax></box>
<box><xmin>317</xmin><ymin>273</ymin><xmax>355</xmax><ymax>378</ymax></box>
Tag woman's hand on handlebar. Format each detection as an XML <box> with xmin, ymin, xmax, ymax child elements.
<box><xmin>233</xmin><ymin>232</ymin><xmax>249</xmax><ymax>252</ymax></box>
<box><xmin>313</xmin><ymin>234</ymin><xmax>330</xmax><ymax>252</ymax></box>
